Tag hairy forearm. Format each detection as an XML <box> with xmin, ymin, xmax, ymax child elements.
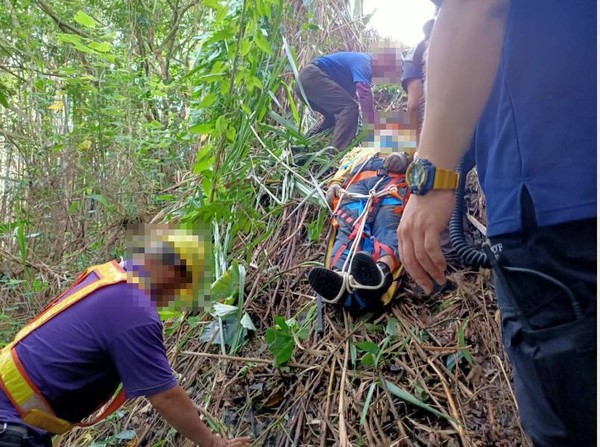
<box><xmin>149</xmin><ymin>385</ymin><xmax>219</xmax><ymax>447</ymax></box>
<box><xmin>418</xmin><ymin>0</ymin><xmax>510</xmax><ymax>169</ymax></box>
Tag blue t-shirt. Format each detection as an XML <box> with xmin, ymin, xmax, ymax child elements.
<box><xmin>314</xmin><ymin>52</ymin><xmax>372</xmax><ymax>96</ymax></box>
<box><xmin>473</xmin><ymin>1</ymin><xmax>596</xmax><ymax>236</ymax></box>
<box><xmin>0</xmin><ymin>267</ymin><xmax>177</xmax><ymax>431</ymax></box>
<box><xmin>401</xmin><ymin>41</ymin><xmax>426</xmax><ymax>91</ymax></box>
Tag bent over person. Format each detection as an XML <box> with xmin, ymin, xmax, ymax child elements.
<box><xmin>308</xmin><ymin>115</ymin><xmax>415</xmax><ymax>311</ymax></box>
<box><xmin>296</xmin><ymin>47</ymin><xmax>401</xmax><ymax>152</ymax></box>
<box><xmin>0</xmin><ymin>225</ymin><xmax>251</xmax><ymax>447</ymax></box>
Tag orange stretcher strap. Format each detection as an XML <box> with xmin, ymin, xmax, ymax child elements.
<box><xmin>345</xmin><ymin>169</ymin><xmax>404</xmax><ymax>186</ymax></box>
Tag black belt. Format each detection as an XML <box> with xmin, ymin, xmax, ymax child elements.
<box><xmin>0</xmin><ymin>422</ymin><xmax>31</xmax><ymax>437</ymax></box>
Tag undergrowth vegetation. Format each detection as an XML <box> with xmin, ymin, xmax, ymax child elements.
<box><xmin>0</xmin><ymin>0</ymin><xmax>528</xmax><ymax>446</ymax></box>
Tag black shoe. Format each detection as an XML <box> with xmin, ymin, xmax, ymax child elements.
<box><xmin>350</xmin><ymin>252</ymin><xmax>385</xmax><ymax>287</ymax></box>
<box><xmin>350</xmin><ymin>252</ymin><xmax>393</xmax><ymax>299</ymax></box>
<box><xmin>308</xmin><ymin>268</ymin><xmax>345</xmax><ymax>301</ymax></box>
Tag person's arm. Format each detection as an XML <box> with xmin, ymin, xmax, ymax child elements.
<box><xmin>405</xmin><ymin>78</ymin><xmax>423</xmax><ymax>132</ymax></box>
<box><xmin>398</xmin><ymin>0</ymin><xmax>510</xmax><ymax>293</ymax></box>
<box><xmin>418</xmin><ymin>0</ymin><xmax>510</xmax><ymax>169</ymax></box>
<box><xmin>355</xmin><ymin>82</ymin><xmax>375</xmax><ymax>124</ymax></box>
<box><xmin>149</xmin><ymin>385</ymin><xmax>251</xmax><ymax>447</ymax></box>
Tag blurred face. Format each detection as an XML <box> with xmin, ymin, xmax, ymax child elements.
<box><xmin>144</xmin><ymin>257</ymin><xmax>192</xmax><ymax>308</ymax></box>
<box><xmin>372</xmin><ymin>49</ymin><xmax>402</xmax><ymax>83</ymax></box>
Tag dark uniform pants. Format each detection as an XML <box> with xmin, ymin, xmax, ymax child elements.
<box><xmin>296</xmin><ymin>63</ymin><xmax>359</xmax><ymax>152</ymax></box>
<box><xmin>490</xmin><ymin>216</ymin><xmax>596</xmax><ymax>447</ymax></box>
<box><xmin>0</xmin><ymin>423</ymin><xmax>52</xmax><ymax>447</ymax></box>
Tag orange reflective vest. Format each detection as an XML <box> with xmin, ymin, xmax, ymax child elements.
<box><xmin>0</xmin><ymin>261</ymin><xmax>129</xmax><ymax>434</ymax></box>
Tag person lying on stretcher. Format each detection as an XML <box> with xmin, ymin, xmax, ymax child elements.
<box><xmin>308</xmin><ymin>114</ymin><xmax>417</xmax><ymax>312</ymax></box>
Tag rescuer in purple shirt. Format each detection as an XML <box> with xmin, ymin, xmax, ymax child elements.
<box><xmin>0</xmin><ymin>225</ymin><xmax>251</xmax><ymax>447</ymax></box>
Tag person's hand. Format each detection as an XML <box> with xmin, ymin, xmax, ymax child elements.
<box><xmin>398</xmin><ymin>190</ymin><xmax>455</xmax><ymax>293</ymax></box>
<box><xmin>384</xmin><ymin>153</ymin><xmax>410</xmax><ymax>173</ymax></box>
<box><xmin>212</xmin><ymin>436</ymin><xmax>253</xmax><ymax>447</ymax></box>
<box><xmin>326</xmin><ymin>183</ymin><xmax>342</xmax><ymax>205</ymax></box>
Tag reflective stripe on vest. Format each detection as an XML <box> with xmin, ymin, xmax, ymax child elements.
<box><xmin>0</xmin><ymin>261</ymin><xmax>128</xmax><ymax>434</ymax></box>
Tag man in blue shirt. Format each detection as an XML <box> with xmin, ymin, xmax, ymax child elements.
<box><xmin>296</xmin><ymin>48</ymin><xmax>401</xmax><ymax>152</ymax></box>
<box><xmin>398</xmin><ymin>1</ymin><xmax>596</xmax><ymax>446</ymax></box>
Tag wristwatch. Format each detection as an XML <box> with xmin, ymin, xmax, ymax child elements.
<box><xmin>405</xmin><ymin>158</ymin><xmax>460</xmax><ymax>195</ymax></box>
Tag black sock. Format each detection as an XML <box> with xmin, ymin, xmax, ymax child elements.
<box><xmin>377</xmin><ymin>262</ymin><xmax>391</xmax><ymax>277</ymax></box>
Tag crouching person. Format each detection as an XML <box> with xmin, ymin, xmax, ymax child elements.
<box><xmin>0</xmin><ymin>224</ymin><xmax>251</xmax><ymax>447</ymax></box>
<box><xmin>308</xmin><ymin>119</ymin><xmax>415</xmax><ymax>312</ymax></box>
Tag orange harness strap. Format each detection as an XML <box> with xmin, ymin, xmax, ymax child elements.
<box><xmin>343</xmin><ymin>169</ymin><xmax>404</xmax><ymax>188</ymax></box>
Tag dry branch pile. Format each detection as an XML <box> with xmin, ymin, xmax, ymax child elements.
<box><xmin>57</xmin><ymin>169</ymin><xmax>530</xmax><ymax>447</ymax></box>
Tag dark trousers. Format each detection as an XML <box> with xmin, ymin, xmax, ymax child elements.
<box><xmin>489</xmin><ymin>216</ymin><xmax>596</xmax><ymax>447</ymax></box>
<box><xmin>296</xmin><ymin>63</ymin><xmax>359</xmax><ymax>151</ymax></box>
<box><xmin>0</xmin><ymin>423</ymin><xmax>52</xmax><ymax>447</ymax></box>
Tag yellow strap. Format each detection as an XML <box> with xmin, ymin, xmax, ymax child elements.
<box><xmin>22</xmin><ymin>410</ymin><xmax>73</xmax><ymax>435</ymax></box>
<box><xmin>432</xmin><ymin>169</ymin><xmax>460</xmax><ymax>190</ymax></box>
<box><xmin>0</xmin><ymin>349</ymin><xmax>51</xmax><ymax>412</ymax></box>
<box><xmin>14</xmin><ymin>262</ymin><xmax>127</xmax><ymax>342</ymax></box>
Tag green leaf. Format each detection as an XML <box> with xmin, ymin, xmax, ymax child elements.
<box><xmin>360</xmin><ymin>382</ymin><xmax>377</xmax><ymax>425</ymax></box>
<box><xmin>254</xmin><ymin>31</ymin><xmax>272</xmax><ymax>55</ymax></box>
<box><xmin>203</xmin><ymin>0</ymin><xmax>220</xmax><ymax>9</ymax></box>
<box><xmin>74</xmin><ymin>10</ymin><xmax>97</xmax><ymax>29</ymax></box>
<box><xmin>239</xmin><ymin>39</ymin><xmax>252</xmax><ymax>56</ymax></box>
<box><xmin>265</xmin><ymin>327</ymin><xmax>294</xmax><ymax>367</ymax></box>
<box><xmin>190</xmin><ymin>122</ymin><xmax>214</xmax><ymax>134</ymax></box>
<box><xmin>158</xmin><ymin>309</ymin><xmax>181</xmax><ymax>321</ymax></box>
<box><xmin>193</xmin><ymin>144</ymin><xmax>215</xmax><ymax>174</ymax></box>
<box><xmin>360</xmin><ymin>353</ymin><xmax>374</xmax><ymax>368</ymax></box>
<box><xmin>385</xmin><ymin>317</ymin><xmax>399</xmax><ymax>337</ymax></box>
<box><xmin>225</xmin><ymin>125</ymin><xmax>236</xmax><ymax>141</ymax></box>
<box><xmin>68</xmin><ymin>201</ymin><xmax>79</xmax><ymax>213</ymax></box>
<box><xmin>0</xmin><ymin>90</ymin><xmax>8</xmax><ymax>107</ymax></box>
<box><xmin>356</xmin><ymin>341</ymin><xmax>380</xmax><ymax>355</ymax></box>
<box><xmin>210</xmin><ymin>264</ymin><xmax>240</xmax><ymax>301</ymax></box>
<box><xmin>198</xmin><ymin>93</ymin><xmax>217</xmax><ymax>108</ymax></box>
<box><xmin>382</xmin><ymin>380</ymin><xmax>458</xmax><ymax>424</ymax></box>
<box><xmin>273</xmin><ymin>315</ymin><xmax>289</xmax><ymax>330</ymax></box>
<box><xmin>215</xmin><ymin>115</ymin><xmax>228</xmax><ymax>133</ymax></box>
<box><xmin>88</xmin><ymin>42</ymin><xmax>112</xmax><ymax>53</ymax></box>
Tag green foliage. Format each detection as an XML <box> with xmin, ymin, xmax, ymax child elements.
<box><xmin>265</xmin><ymin>315</ymin><xmax>309</xmax><ymax>367</ymax></box>
<box><xmin>446</xmin><ymin>318</ymin><xmax>474</xmax><ymax>372</ymax></box>
<box><xmin>265</xmin><ymin>319</ymin><xmax>295</xmax><ymax>367</ymax></box>
<box><xmin>382</xmin><ymin>379</ymin><xmax>459</xmax><ymax>424</ymax></box>
<box><xmin>0</xmin><ymin>0</ymin><xmax>205</xmax><ymax>275</ymax></box>
<box><xmin>353</xmin><ymin>317</ymin><xmax>402</xmax><ymax>369</ymax></box>
<box><xmin>183</xmin><ymin>0</ymin><xmax>289</xmax><ymax>247</ymax></box>
<box><xmin>0</xmin><ymin>311</ymin><xmax>23</xmax><ymax>347</ymax></box>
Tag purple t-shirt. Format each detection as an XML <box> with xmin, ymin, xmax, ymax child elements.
<box><xmin>0</xmin><ymin>267</ymin><xmax>177</xmax><ymax>430</ymax></box>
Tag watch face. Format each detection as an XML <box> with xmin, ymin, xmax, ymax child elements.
<box><xmin>408</xmin><ymin>164</ymin><xmax>426</xmax><ymax>189</ymax></box>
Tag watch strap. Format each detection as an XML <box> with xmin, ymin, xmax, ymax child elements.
<box><xmin>432</xmin><ymin>168</ymin><xmax>460</xmax><ymax>190</ymax></box>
